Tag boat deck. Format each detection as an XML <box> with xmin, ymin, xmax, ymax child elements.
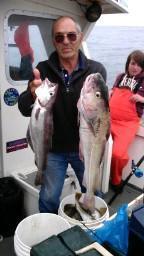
<box><xmin>0</xmin><ymin>184</ymin><xmax>143</xmax><ymax>256</ymax></box>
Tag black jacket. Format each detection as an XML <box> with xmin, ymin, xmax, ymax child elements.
<box><xmin>18</xmin><ymin>50</ymin><xmax>107</xmax><ymax>152</ymax></box>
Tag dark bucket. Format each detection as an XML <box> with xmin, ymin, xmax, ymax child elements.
<box><xmin>0</xmin><ymin>176</ymin><xmax>25</xmax><ymax>237</ymax></box>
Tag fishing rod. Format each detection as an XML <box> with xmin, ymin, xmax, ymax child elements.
<box><xmin>108</xmin><ymin>155</ymin><xmax>144</xmax><ymax>206</ymax></box>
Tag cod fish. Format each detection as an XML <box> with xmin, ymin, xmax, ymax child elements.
<box><xmin>27</xmin><ymin>78</ymin><xmax>58</xmax><ymax>185</ymax></box>
<box><xmin>77</xmin><ymin>73</ymin><xmax>110</xmax><ymax>218</ymax></box>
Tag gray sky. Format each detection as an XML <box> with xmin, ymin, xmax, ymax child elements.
<box><xmin>97</xmin><ymin>0</ymin><xmax>144</xmax><ymax>26</ymax></box>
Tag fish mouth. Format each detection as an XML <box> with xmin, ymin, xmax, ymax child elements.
<box><xmin>36</xmin><ymin>78</ymin><xmax>58</xmax><ymax>108</ymax></box>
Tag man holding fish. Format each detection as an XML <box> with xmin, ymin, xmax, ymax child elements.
<box><xmin>18</xmin><ymin>15</ymin><xmax>109</xmax><ymax>215</ymax></box>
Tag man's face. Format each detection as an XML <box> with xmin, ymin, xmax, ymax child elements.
<box><xmin>52</xmin><ymin>18</ymin><xmax>83</xmax><ymax>60</ymax></box>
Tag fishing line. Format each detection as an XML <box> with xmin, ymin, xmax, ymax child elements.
<box><xmin>81</xmin><ymin>222</ymin><xmax>103</xmax><ymax>243</ymax></box>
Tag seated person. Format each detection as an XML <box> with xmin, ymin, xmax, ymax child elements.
<box><xmin>109</xmin><ymin>50</ymin><xmax>144</xmax><ymax>191</ymax></box>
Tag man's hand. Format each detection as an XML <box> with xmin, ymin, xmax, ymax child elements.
<box><xmin>29</xmin><ymin>68</ymin><xmax>42</xmax><ymax>99</ymax></box>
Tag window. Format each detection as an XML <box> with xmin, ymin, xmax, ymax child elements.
<box><xmin>7</xmin><ymin>13</ymin><xmax>55</xmax><ymax>82</ymax></box>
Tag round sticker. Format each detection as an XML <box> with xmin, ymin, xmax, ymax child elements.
<box><xmin>4</xmin><ymin>88</ymin><xmax>19</xmax><ymax>106</ymax></box>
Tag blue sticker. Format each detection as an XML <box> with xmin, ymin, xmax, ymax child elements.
<box><xmin>4</xmin><ymin>88</ymin><xmax>19</xmax><ymax>106</ymax></box>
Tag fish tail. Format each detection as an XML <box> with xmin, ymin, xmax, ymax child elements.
<box><xmin>34</xmin><ymin>170</ymin><xmax>43</xmax><ymax>186</ymax></box>
<box><xmin>76</xmin><ymin>192</ymin><xmax>95</xmax><ymax>214</ymax></box>
<box><xmin>83</xmin><ymin>193</ymin><xmax>95</xmax><ymax>213</ymax></box>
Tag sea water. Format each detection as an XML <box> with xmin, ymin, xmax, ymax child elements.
<box><xmin>86</xmin><ymin>26</ymin><xmax>144</xmax><ymax>88</ymax></box>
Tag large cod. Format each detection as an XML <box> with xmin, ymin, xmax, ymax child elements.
<box><xmin>77</xmin><ymin>73</ymin><xmax>110</xmax><ymax>217</ymax></box>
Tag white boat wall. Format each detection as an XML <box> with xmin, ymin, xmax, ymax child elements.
<box><xmin>2</xmin><ymin>0</ymin><xmax>143</xmax><ymax>217</ymax></box>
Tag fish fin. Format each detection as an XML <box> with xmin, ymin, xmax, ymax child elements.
<box><xmin>26</xmin><ymin>127</ymin><xmax>34</xmax><ymax>151</ymax></box>
<box><xmin>34</xmin><ymin>170</ymin><xmax>43</xmax><ymax>186</ymax></box>
<box><xmin>106</xmin><ymin>127</ymin><xmax>110</xmax><ymax>141</ymax></box>
<box><xmin>77</xmin><ymin>111</ymin><xmax>80</xmax><ymax>125</ymax></box>
<box><xmin>75</xmin><ymin>192</ymin><xmax>83</xmax><ymax>201</ymax></box>
<box><xmin>79</xmin><ymin>143</ymin><xmax>84</xmax><ymax>161</ymax></box>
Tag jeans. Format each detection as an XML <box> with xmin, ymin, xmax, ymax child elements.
<box><xmin>39</xmin><ymin>152</ymin><xmax>86</xmax><ymax>213</ymax></box>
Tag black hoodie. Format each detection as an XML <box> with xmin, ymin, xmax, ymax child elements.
<box><xmin>18</xmin><ymin>50</ymin><xmax>107</xmax><ymax>152</ymax></box>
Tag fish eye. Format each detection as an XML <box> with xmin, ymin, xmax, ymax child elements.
<box><xmin>50</xmin><ymin>92</ymin><xmax>53</xmax><ymax>96</ymax></box>
<box><xmin>95</xmin><ymin>92</ymin><xmax>101</xmax><ymax>98</ymax></box>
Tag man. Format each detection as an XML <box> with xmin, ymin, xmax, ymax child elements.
<box><xmin>18</xmin><ymin>16</ymin><xmax>106</xmax><ymax>213</ymax></box>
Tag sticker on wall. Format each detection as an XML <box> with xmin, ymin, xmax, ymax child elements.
<box><xmin>6</xmin><ymin>138</ymin><xmax>28</xmax><ymax>153</ymax></box>
<box><xmin>4</xmin><ymin>88</ymin><xmax>19</xmax><ymax>106</ymax></box>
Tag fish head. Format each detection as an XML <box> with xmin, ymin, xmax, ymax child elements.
<box><xmin>36</xmin><ymin>78</ymin><xmax>58</xmax><ymax>108</ymax></box>
<box><xmin>78</xmin><ymin>73</ymin><xmax>109</xmax><ymax>120</ymax></box>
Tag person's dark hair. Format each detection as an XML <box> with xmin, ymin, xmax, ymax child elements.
<box><xmin>125</xmin><ymin>50</ymin><xmax>144</xmax><ymax>73</ymax></box>
<box><xmin>51</xmin><ymin>16</ymin><xmax>82</xmax><ymax>37</ymax></box>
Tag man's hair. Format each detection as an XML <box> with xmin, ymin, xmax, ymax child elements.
<box><xmin>51</xmin><ymin>16</ymin><xmax>82</xmax><ymax>37</ymax></box>
<box><xmin>125</xmin><ymin>50</ymin><xmax>144</xmax><ymax>72</ymax></box>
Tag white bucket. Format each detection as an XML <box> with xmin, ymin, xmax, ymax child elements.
<box><xmin>14</xmin><ymin>213</ymin><xmax>71</xmax><ymax>256</ymax></box>
<box><xmin>58</xmin><ymin>194</ymin><xmax>109</xmax><ymax>229</ymax></box>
